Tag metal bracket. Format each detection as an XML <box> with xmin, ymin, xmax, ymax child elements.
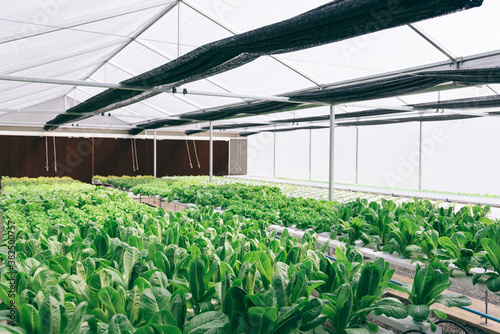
<box><xmin>451</xmin><ymin>56</ymin><xmax>464</xmax><ymax>69</ymax></box>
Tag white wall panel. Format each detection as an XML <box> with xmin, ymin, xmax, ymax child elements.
<box><xmin>357</xmin><ymin>123</ymin><xmax>420</xmax><ymax>189</ymax></box>
<box><xmin>421</xmin><ymin>118</ymin><xmax>500</xmax><ymax>196</ymax></box>
<box><xmin>247</xmin><ymin>132</ymin><xmax>275</xmax><ymax>177</ymax></box>
<box><xmin>275</xmin><ymin>130</ymin><xmax>309</xmax><ymax>180</ymax></box>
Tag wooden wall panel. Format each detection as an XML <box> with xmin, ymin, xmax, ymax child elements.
<box><xmin>156</xmin><ymin>140</ymin><xmax>229</xmax><ymax>176</ymax></box>
<box><xmin>0</xmin><ymin>135</ymin><xmax>229</xmax><ymax>183</ymax></box>
<box><xmin>93</xmin><ymin>138</ymin><xmax>154</xmax><ymax>177</ymax></box>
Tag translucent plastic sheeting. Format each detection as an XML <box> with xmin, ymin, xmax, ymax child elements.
<box><xmin>74</xmin><ymin>88</ymin><xmax>162</xmax><ymax>121</ymax></box>
<box><xmin>416</xmin><ymin>0</ymin><xmax>500</xmax><ymax>57</ymax></box>
<box><xmin>143</xmin><ymin>94</ymin><xmax>199</xmax><ymax>116</ymax></box>
<box><xmin>44</xmin><ymin>0</ymin><xmax>480</xmax><ymax>130</ymax></box>
<box><xmin>421</xmin><ymin>117</ymin><xmax>500</xmax><ymax>196</ymax></box>
<box><xmin>398</xmin><ymin>85</ymin><xmax>497</xmax><ymax>104</ymax></box>
<box><xmin>177</xmin><ymin>2</ymin><xmax>234</xmax><ymax>56</ymax></box>
<box><xmin>135</xmin><ymin>40</ymin><xmax>179</xmax><ymax>65</ymax></box>
<box><xmin>0</xmin><ymin>84</ymin><xmax>74</xmax><ymax>110</ymax></box>
<box><xmin>110</xmin><ymin>42</ymin><xmax>174</xmax><ymax>76</ymax></box>
<box><xmin>181</xmin><ymin>79</ymin><xmax>247</xmax><ymax>108</ymax></box>
<box><xmin>0</xmin><ymin>112</ymin><xmax>60</xmax><ymax>125</ymax></box>
<box><xmin>89</xmin><ymin>64</ymin><xmax>134</xmax><ymax>83</ymax></box>
<box><xmin>0</xmin><ymin>4</ymin><xmax>165</xmax><ymax>72</ymax></box>
<box><xmin>0</xmin><ymin>0</ymin><xmax>170</xmax><ymax>49</ymax></box>
<box><xmin>0</xmin><ymin>63</ymin><xmax>105</xmax><ymax>105</ymax></box>
<box><xmin>135</xmin><ymin>7</ymin><xmax>178</xmax><ymax>54</ymax></box>
<box><xmin>209</xmin><ymin>56</ymin><xmax>314</xmax><ymax>95</ymax></box>
<box><xmin>6</xmin><ymin>45</ymin><xmax>118</xmax><ymax>78</ymax></box>
<box><xmin>0</xmin><ymin>31</ymin><xmax>128</xmax><ymax>74</ymax></box>
<box><xmin>186</xmin><ymin>0</ymin><xmax>327</xmax><ymax>34</ymax></box>
<box><xmin>275</xmin><ymin>130</ymin><xmax>310</xmax><ymax>180</ymax></box>
<box><xmin>276</xmin><ymin>25</ymin><xmax>448</xmax><ymax>85</ymax></box>
<box><xmin>0</xmin><ymin>0</ymin><xmax>171</xmax><ymax>43</ymax></box>
<box><xmin>73</xmin><ymin>114</ymin><xmax>132</xmax><ymax>128</ymax></box>
<box><xmin>247</xmin><ymin>132</ymin><xmax>275</xmax><ymax>178</ymax></box>
<box><xmin>357</xmin><ymin>122</ymin><xmax>420</xmax><ymax>189</ymax></box>
<box><xmin>310</xmin><ymin>127</ymin><xmax>357</xmax><ymax>183</ymax></box>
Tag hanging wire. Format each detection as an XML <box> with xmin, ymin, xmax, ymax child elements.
<box><xmin>52</xmin><ymin>137</ymin><xmax>57</xmax><ymax>172</ymax></box>
<box><xmin>185</xmin><ymin>140</ymin><xmax>193</xmax><ymax>168</ymax></box>
<box><xmin>45</xmin><ymin>136</ymin><xmax>49</xmax><ymax>171</ymax></box>
<box><xmin>131</xmin><ymin>139</ymin><xmax>136</xmax><ymax>172</ymax></box>
<box><xmin>192</xmin><ymin>140</ymin><xmax>201</xmax><ymax>168</ymax></box>
<box><xmin>134</xmin><ymin>139</ymin><xmax>139</xmax><ymax>171</ymax></box>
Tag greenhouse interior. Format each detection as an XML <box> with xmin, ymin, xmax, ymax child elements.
<box><xmin>2</xmin><ymin>0</ymin><xmax>500</xmax><ymax>333</ymax></box>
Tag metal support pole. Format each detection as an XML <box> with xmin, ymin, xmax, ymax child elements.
<box><xmin>329</xmin><ymin>105</ymin><xmax>335</xmax><ymax>201</ymax></box>
<box><xmin>209</xmin><ymin>121</ymin><xmax>213</xmax><ymax>183</ymax></box>
<box><xmin>355</xmin><ymin>127</ymin><xmax>359</xmax><ymax>185</ymax></box>
<box><xmin>309</xmin><ymin>129</ymin><xmax>312</xmax><ymax>181</ymax></box>
<box><xmin>177</xmin><ymin>0</ymin><xmax>181</xmax><ymax>58</ymax></box>
<box><xmin>153</xmin><ymin>129</ymin><xmax>157</xmax><ymax>178</ymax></box>
<box><xmin>228</xmin><ymin>139</ymin><xmax>231</xmax><ymax>176</ymax></box>
<box><xmin>273</xmin><ymin>127</ymin><xmax>277</xmax><ymax>179</ymax></box>
<box><xmin>418</xmin><ymin>121</ymin><xmax>423</xmax><ymax>190</ymax></box>
<box><xmin>481</xmin><ymin>291</ymin><xmax>491</xmax><ymax>326</ymax></box>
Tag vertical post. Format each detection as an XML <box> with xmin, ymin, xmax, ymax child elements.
<box><xmin>355</xmin><ymin>127</ymin><xmax>359</xmax><ymax>185</ymax></box>
<box><xmin>177</xmin><ymin>0</ymin><xmax>181</xmax><ymax>58</ymax></box>
<box><xmin>273</xmin><ymin>127</ymin><xmax>277</xmax><ymax>179</ymax></box>
<box><xmin>418</xmin><ymin>121</ymin><xmax>423</xmax><ymax>190</ymax></box>
<box><xmin>481</xmin><ymin>291</ymin><xmax>491</xmax><ymax>326</ymax></box>
<box><xmin>91</xmin><ymin>137</ymin><xmax>95</xmax><ymax>179</ymax></box>
<box><xmin>209</xmin><ymin>121</ymin><xmax>213</xmax><ymax>183</ymax></box>
<box><xmin>153</xmin><ymin>129</ymin><xmax>157</xmax><ymax>178</ymax></box>
<box><xmin>329</xmin><ymin>105</ymin><xmax>335</xmax><ymax>201</ymax></box>
<box><xmin>228</xmin><ymin>139</ymin><xmax>231</xmax><ymax>176</ymax></box>
<box><xmin>309</xmin><ymin>129</ymin><xmax>313</xmax><ymax>181</ymax></box>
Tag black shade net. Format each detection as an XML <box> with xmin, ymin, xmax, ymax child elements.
<box><xmin>128</xmin><ymin>67</ymin><xmax>500</xmax><ymax>134</ymax></box>
<box><xmin>242</xmin><ymin>110</ymin><xmax>500</xmax><ymax>135</ymax></box>
<box><xmin>335</xmin><ymin>113</ymin><xmax>478</xmax><ymax>126</ymax></box>
<box><xmin>240</xmin><ymin>125</ymin><xmax>331</xmax><ymax>136</ymax></box>
<box><xmin>272</xmin><ymin>115</ymin><xmax>331</xmax><ymax>123</ymax></box>
<box><xmin>128</xmin><ymin>119</ymin><xmax>192</xmax><ymax>135</ymax></box>
<box><xmin>288</xmin><ymin>68</ymin><xmax>500</xmax><ymax>104</ymax></box>
<box><xmin>185</xmin><ymin>129</ymin><xmax>207</xmax><ymax>136</ymax></box>
<box><xmin>44</xmin><ymin>0</ymin><xmax>481</xmax><ymax>131</ymax></box>
<box><xmin>412</xmin><ymin>95</ymin><xmax>500</xmax><ymax>109</ymax></box>
<box><xmin>270</xmin><ymin>94</ymin><xmax>500</xmax><ymax>124</ymax></box>
<box><xmin>180</xmin><ymin>101</ymin><xmax>298</xmax><ymax>121</ymax></box>
<box><xmin>203</xmin><ymin>123</ymin><xmax>270</xmax><ymax>130</ymax></box>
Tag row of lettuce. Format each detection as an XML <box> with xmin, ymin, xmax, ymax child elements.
<box><xmin>96</xmin><ymin>175</ymin><xmax>500</xmax><ymax>294</ymax></box>
<box><xmin>0</xmin><ymin>177</ymin><xmax>472</xmax><ymax>333</ymax></box>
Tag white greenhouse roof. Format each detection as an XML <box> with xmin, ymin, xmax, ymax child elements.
<box><xmin>1</xmin><ymin>0</ymin><xmax>500</xmax><ymax>136</ymax></box>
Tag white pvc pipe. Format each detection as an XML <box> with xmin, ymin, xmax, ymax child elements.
<box><xmin>153</xmin><ymin>129</ymin><xmax>157</xmax><ymax>178</ymax></box>
<box><xmin>329</xmin><ymin>105</ymin><xmax>335</xmax><ymax>201</ymax></box>
<box><xmin>418</xmin><ymin>121</ymin><xmax>423</xmax><ymax>190</ymax></box>
<box><xmin>309</xmin><ymin>129</ymin><xmax>312</xmax><ymax>181</ymax></box>
<box><xmin>355</xmin><ymin>127</ymin><xmax>359</xmax><ymax>185</ymax></box>
<box><xmin>209</xmin><ymin>121</ymin><xmax>213</xmax><ymax>182</ymax></box>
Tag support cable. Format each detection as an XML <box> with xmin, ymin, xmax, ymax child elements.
<box><xmin>131</xmin><ymin>139</ymin><xmax>136</xmax><ymax>172</ymax></box>
<box><xmin>53</xmin><ymin>137</ymin><xmax>57</xmax><ymax>172</ymax></box>
<box><xmin>134</xmin><ymin>138</ymin><xmax>139</xmax><ymax>171</ymax></box>
<box><xmin>45</xmin><ymin>136</ymin><xmax>49</xmax><ymax>171</ymax></box>
<box><xmin>185</xmin><ymin>140</ymin><xmax>193</xmax><ymax>168</ymax></box>
<box><xmin>192</xmin><ymin>140</ymin><xmax>201</xmax><ymax>168</ymax></box>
